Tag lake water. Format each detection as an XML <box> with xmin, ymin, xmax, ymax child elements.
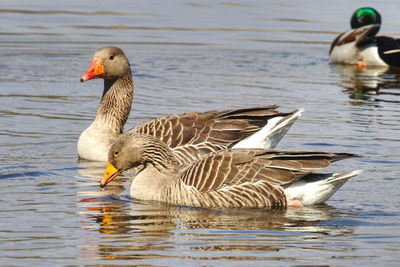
<box><xmin>1</xmin><ymin>0</ymin><xmax>400</xmax><ymax>265</ymax></box>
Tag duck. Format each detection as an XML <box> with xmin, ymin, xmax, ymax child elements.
<box><xmin>100</xmin><ymin>132</ymin><xmax>362</xmax><ymax>209</ymax></box>
<box><xmin>78</xmin><ymin>46</ymin><xmax>304</xmax><ymax>161</ymax></box>
<box><xmin>329</xmin><ymin>7</ymin><xmax>400</xmax><ymax>68</ymax></box>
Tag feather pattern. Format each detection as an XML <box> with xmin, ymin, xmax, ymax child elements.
<box><xmin>330</xmin><ymin>24</ymin><xmax>380</xmax><ymax>54</ymax></box>
<box><xmin>103</xmin><ymin>133</ymin><xmax>361</xmax><ymax>209</ymax></box>
<box><xmin>329</xmin><ymin>24</ymin><xmax>382</xmax><ymax>65</ymax></box>
<box><xmin>132</xmin><ymin>106</ymin><xmax>293</xmax><ymax>149</ymax></box>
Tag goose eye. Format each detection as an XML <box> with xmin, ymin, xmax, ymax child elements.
<box><xmin>109</xmin><ymin>55</ymin><xmax>114</xmax><ymax>60</ymax></box>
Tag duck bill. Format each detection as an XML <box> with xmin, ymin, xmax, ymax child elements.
<box><xmin>80</xmin><ymin>58</ymin><xmax>104</xmax><ymax>82</ymax></box>
<box><xmin>101</xmin><ymin>162</ymin><xmax>120</xmax><ymax>187</ymax></box>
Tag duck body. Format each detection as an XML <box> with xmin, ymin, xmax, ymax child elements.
<box><xmin>330</xmin><ymin>7</ymin><xmax>400</xmax><ymax>67</ymax></box>
<box><xmin>78</xmin><ymin>46</ymin><xmax>303</xmax><ymax>161</ymax></box>
<box><xmin>101</xmin><ymin>133</ymin><xmax>361</xmax><ymax>209</ymax></box>
<box><xmin>330</xmin><ymin>24</ymin><xmax>389</xmax><ymax>67</ymax></box>
<box><xmin>374</xmin><ymin>36</ymin><xmax>400</xmax><ymax>66</ymax></box>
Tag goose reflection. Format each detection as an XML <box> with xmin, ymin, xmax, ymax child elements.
<box><xmin>86</xmin><ymin>201</ymin><xmax>354</xmax><ymax>233</ymax></box>
<box><xmin>76</xmin><ymin>159</ymin><xmax>129</xmax><ymax>198</ymax></box>
<box><xmin>75</xmin><ymin>160</ymin><xmax>357</xmax><ymax>261</ymax></box>
<box><xmin>76</xmin><ymin>197</ymin><xmax>357</xmax><ymax>260</ymax></box>
<box><xmin>332</xmin><ymin>64</ymin><xmax>400</xmax><ymax>103</ymax></box>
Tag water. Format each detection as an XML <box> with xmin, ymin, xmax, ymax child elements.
<box><xmin>1</xmin><ymin>0</ymin><xmax>400</xmax><ymax>265</ymax></box>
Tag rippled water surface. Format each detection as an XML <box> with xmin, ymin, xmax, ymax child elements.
<box><xmin>1</xmin><ymin>0</ymin><xmax>400</xmax><ymax>265</ymax></box>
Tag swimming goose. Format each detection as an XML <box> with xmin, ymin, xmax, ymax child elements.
<box><xmin>330</xmin><ymin>7</ymin><xmax>400</xmax><ymax>67</ymax></box>
<box><xmin>78</xmin><ymin>46</ymin><xmax>303</xmax><ymax>161</ymax></box>
<box><xmin>101</xmin><ymin>132</ymin><xmax>362</xmax><ymax>209</ymax></box>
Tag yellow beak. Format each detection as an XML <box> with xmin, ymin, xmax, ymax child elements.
<box><xmin>101</xmin><ymin>162</ymin><xmax>120</xmax><ymax>187</ymax></box>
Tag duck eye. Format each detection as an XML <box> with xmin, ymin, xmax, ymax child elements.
<box><xmin>114</xmin><ymin>151</ymin><xmax>119</xmax><ymax>157</ymax></box>
<box><xmin>109</xmin><ymin>55</ymin><xmax>114</xmax><ymax>60</ymax></box>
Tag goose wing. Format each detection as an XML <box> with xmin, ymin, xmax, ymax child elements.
<box><xmin>130</xmin><ymin>106</ymin><xmax>293</xmax><ymax>149</ymax></box>
<box><xmin>178</xmin><ymin>149</ymin><xmax>356</xmax><ymax>192</ymax></box>
<box><xmin>172</xmin><ymin>142</ymin><xmax>227</xmax><ymax>165</ymax></box>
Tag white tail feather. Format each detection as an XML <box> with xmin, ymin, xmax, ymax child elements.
<box><xmin>232</xmin><ymin>108</ymin><xmax>304</xmax><ymax>149</ymax></box>
<box><xmin>384</xmin><ymin>49</ymin><xmax>400</xmax><ymax>55</ymax></box>
<box><xmin>284</xmin><ymin>170</ymin><xmax>362</xmax><ymax>206</ymax></box>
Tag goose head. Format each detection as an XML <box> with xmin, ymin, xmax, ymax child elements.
<box><xmin>100</xmin><ymin>134</ymin><xmax>145</xmax><ymax>187</ymax></box>
<box><xmin>100</xmin><ymin>133</ymin><xmax>176</xmax><ymax>187</ymax></box>
<box><xmin>80</xmin><ymin>46</ymin><xmax>131</xmax><ymax>82</ymax></box>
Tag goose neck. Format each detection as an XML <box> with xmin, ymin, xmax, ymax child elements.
<box><xmin>96</xmin><ymin>73</ymin><xmax>133</xmax><ymax>132</ymax></box>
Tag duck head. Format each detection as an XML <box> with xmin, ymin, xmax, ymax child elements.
<box><xmin>350</xmin><ymin>7</ymin><xmax>381</xmax><ymax>29</ymax></box>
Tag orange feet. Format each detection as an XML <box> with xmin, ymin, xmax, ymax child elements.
<box><xmin>289</xmin><ymin>199</ymin><xmax>303</xmax><ymax>208</ymax></box>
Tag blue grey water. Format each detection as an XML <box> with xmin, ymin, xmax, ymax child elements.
<box><xmin>1</xmin><ymin>0</ymin><xmax>400</xmax><ymax>265</ymax></box>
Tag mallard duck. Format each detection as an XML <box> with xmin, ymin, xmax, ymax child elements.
<box><xmin>78</xmin><ymin>46</ymin><xmax>303</xmax><ymax>161</ymax></box>
<box><xmin>330</xmin><ymin>7</ymin><xmax>400</xmax><ymax>68</ymax></box>
<box><xmin>100</xmin><ymin>132</ymin><xmax>362</xmax><ymax>209</ymax></box>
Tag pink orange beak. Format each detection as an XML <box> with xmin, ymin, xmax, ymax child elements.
<box><xmin>101</xmin><ymin>162</ymin><xmax>120</xmax><ymax>187</ymax></box>
<box><xmin>80</xmin><ymin>58</ymin><xmax>104</xmax><ymax>82</ymax></box>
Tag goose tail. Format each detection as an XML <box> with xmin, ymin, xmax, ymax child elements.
<box><xmin>284</xmin><ymin>170</ymin><xmax>362</xmax><ymax>206</ymax></box>
<box><xmin>233</xmin><ymin>108</ymin><xmax>304</xmax><ymax>149</ymax></box>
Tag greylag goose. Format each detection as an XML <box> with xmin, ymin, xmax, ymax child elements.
<box><xmin>78</xmin><ymin>46</ymin><xmax>303</xmax><ymax>161</ymax></box>
<box><xmin>101</xmin><ymin>132</ymin><xmax>362</xmax><ymax>209</ymax></box>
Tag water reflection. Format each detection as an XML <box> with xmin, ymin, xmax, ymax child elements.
<box><xmin>332</xmin><ymin>65</ymin><xmax>400</xmax><ymax>103</ymax></box>
<box><xmin>76</xmin><ymin>160</ymin><xmax>129</xmax><ymax>199</ymax></box>
<box><xmin>81</xmin><ymin>200</ymin><xmax>353</xmax><ymax>234</ymax></box>
<box><xmin>77</xmin><ymin>198</ymin><xmax>357</xmax><ymax>260</ymax></box>
<box><xmin>76</xmin><ymin>162</ymin><xmax>357</xmax><ymax>260</ymax></box>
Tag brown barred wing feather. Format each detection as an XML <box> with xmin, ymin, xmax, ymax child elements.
<box><xmin>131</xmin><ymin>106</ymin><xmax>294</xmax><ymax>149</ymax></box>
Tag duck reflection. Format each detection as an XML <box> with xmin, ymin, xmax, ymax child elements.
<box><xmin>332</xmin><ymin>64</ymin><xmax>400</xmax><ymax>103</ymax></box>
